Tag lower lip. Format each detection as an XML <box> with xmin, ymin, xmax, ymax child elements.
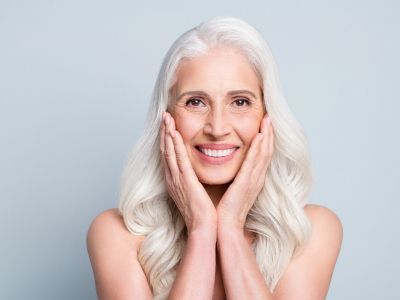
<box><xmin>195</xmin><ymin>147</ymin><xmax>239</xmax><ymax>165</ymax></box>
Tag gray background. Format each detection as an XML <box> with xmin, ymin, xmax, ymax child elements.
<box><xmin>1</xmin><ymin>0</ymin><xmax>399</xmax><ymax>299</ymax></box>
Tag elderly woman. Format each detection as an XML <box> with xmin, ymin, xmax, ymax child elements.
<box><xmin>87</xmin><ymin>16</ymin><xmax>343</xmax><ymax>300</ymax></box>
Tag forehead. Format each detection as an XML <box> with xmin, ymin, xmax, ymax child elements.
<box><xmin>173</xmin><ymin>47</ymin><xmax>262</xmax><ymax>97</ymax></box>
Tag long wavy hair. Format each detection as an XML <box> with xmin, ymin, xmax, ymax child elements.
<box><xmin>118</xmin><ymin>16</ymin><xmax>313</xmax><ymax>299</ymax></box>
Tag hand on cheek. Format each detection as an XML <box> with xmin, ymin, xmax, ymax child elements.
<box><xmin>160</xmin><ymin>112</ymin><xmax>217</xmax><ymax>233</ymax></box>
<box><xmin>217</xmin><ymin>113</ymin><xmax>275</xmax><ymax>229</ymax></box>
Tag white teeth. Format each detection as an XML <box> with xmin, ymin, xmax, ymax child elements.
<box><xmin>198</xmin><ymin>147</ymin><xmax>237</xmax><ymax>157</ymax></box>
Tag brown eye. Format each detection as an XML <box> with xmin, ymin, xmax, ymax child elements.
<box><xmin>233</xmin><ymin>98</ymin><xmax>251</xmax><ymax>107</ymax></box>
<box><xmin>186</xmin><ymin>98</ymin><xmax>205</xmax><ymax>107</ymax></box>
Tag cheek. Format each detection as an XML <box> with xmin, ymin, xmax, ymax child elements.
<box><xmin>174</xmin><ymin>115</ymin><xmax>202</xmax><ymax>142</ymax></box>
<box><xmin>234</xmin><ymin>116</ymin><xmax>262</xmax><ymax>143</ymax></box>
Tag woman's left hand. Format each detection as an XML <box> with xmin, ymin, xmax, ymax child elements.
<box><xmin>216</xmin><ymin>113</ymin><xmax>274</xmax><ymax>230</ymax></box>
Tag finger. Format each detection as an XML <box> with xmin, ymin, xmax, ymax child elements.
<box><xmin>248</xmin><ymin>131</ymin><xmax>270</xmax><ymax>190</ymax></box>
<box><xmin>165</xmin><ymin>126</ymin><xmax>180</xmax><ymax>177</ymax></box>
<box><xmin>239</xmin><ymin>114</ymin><xmax>269</xmax><ymax>175</ymax></box>
<box><xmin>164</xmin><ymin>112</ymin><xmax>179</xmax><ymax>175</ymax></box>
<box><xmin>166</xmin><ymin>112</ymin><xmax>199</xmax><ymax>180</ymax></box>
<box><xmin>258</xmin><ymin>114</ymin><xmax>271</xmax><ymax>154</ymax></box>
<box><xmin>268</xmin><ymin>117</ymin><xmax>275</xmax><ymax>155</ymax></box>
<box><xmin>260</xmin><ymin>115</ymin><xmax>270</xmax><ymax>153</ymax></box>
<box><xmin>259</xmin><ymin>116</ymin><xmax>274</xmax><ymax>179</ymax></box>
<box><xmin>262</xmin><ymin>115</ymin><xmax>274</xmax><ymax>160</ymax></box>
<box><xmin>166</xmin><ymin>114</ymin><xmax>189</xmax><ymax>167</ymax></box>
<box><xmin>259</xmin><ymin>113</ymin><xmax>268</xmax><ymax>134</ymax></box>
<box><xmin>160</xmin><ymin>112</ymin><xmax>166</xmax><ymax>155</ymax></box>
<box><xmin>166</xmin><ymin>111</ymin><xmax>176</xmax><ymax>132</ymax></box>
<box><xmin>160</xmin><ymin>112</ymin><xmax>172</xmax><ymax>180</ymax></box>
<box><xmin>163</xmin><ymin>111</ymin><xmax>172</xmax><ymax>135</ymax></box>
<box><xmin>236</xmin><ymin>132</ymin><xmax>264</xmax><ymax>180</ymax></box>
<box><xmin>171</xmin><ymin>129</ymin><xmax>198</xmax><ymax>180</ymax></box>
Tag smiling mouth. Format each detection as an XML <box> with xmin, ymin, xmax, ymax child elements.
<box><xmin>195</xmin><ymin>146</ymin><xmax>239</xmax><ymax>158</ymax></box>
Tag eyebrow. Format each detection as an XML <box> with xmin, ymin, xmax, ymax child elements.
<box><xmin>176</xmin><ymin>90</ymin><xmax>258</xmax><ymax>101</ymax></box>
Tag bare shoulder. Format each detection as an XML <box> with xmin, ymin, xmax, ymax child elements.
<box><xmin>272</xmin><ymin>204</ymin><xmax>343</xmax><ymax>300</ymax></box>
<box><xmin>302</xmin><ymin>203</ymin><xmax>343</xmax><ymax>262</ymax></box>
<box><xmin>86</xmin><ymin>208</ymin><xmax>151</xmax><ymax>300</ymax></box>
<box><xmin>87</xmin><ymin>208</ymin><xmax>143</xmax><ymax>247</ymax></box>
<box><xmin>87</xmin><ymin>208</ymin><xmax>143</xmax><ymax>254</ymax></box>
<box><xmin>304</xmin><ymin>203</ymin><xmax>343</xmax><ymax>238</ymax></box>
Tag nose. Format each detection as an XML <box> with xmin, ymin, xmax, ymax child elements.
<box><xmin>203</xmin><ymin>106</ymin><xmax>232</xmax><ymax>138</ymax></box>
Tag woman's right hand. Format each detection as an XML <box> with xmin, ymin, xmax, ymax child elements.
<box><xmin>160</xmin><ymin>111</ymin><xmax>217</xmax><ymax>234</ymax></box>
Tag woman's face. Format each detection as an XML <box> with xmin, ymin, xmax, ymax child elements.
<box><xmin>169</xmin><ymin>47</ymin><xmax>266</xmax><ymax>185</ymax></box>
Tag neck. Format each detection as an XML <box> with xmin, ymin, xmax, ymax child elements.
<box><xmin>202</xmin><ymin>181</ymin><xmax>232</xmax><ymax>207</ymax></box>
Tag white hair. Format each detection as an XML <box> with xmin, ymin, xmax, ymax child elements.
<box><xmin>118</xmin><ymin>16</ymin><xmax>313</xmax><ymax>299</ymax></box>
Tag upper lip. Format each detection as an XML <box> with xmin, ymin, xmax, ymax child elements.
<box><xmin>196</xmin><ymin>144</ymin><xmax>240</xmax><ymax>150</ymax></box>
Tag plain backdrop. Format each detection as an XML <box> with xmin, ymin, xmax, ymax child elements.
<box><xmin>1</xmin><ymin>0</ymin><xmax>399</xmax><ymax>299</ymax></box>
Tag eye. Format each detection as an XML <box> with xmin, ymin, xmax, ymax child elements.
<box><xmin>233</xmin><ymin>98</ymin><xmax>251</xmax><ymax>107</ymax></box>
<box><xmin>185</xmin><ymin>98</ymin><xmax>206</xmax><ymax>107</ymax></box>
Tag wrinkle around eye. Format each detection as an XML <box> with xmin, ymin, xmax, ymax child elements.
<box><xmin>171</xmin><ymin>100</ymin><xmax>207</xmax><ymax>114</ymax></box>
<box><xmin>179</xmin><ymin>98</ymin><xmax>208</xmax><ymax>112</ymax></box>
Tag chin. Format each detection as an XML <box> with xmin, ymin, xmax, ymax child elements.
<box><xmin>197</xmin><ymin>171</ymin><xmax>236</xmax><ymax>185</ymax></box>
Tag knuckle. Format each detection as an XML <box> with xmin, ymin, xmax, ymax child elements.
<box><xmin>175</xmin><ymin>153</ymin><xmax>183</xmax><ymax>163</ymax></box>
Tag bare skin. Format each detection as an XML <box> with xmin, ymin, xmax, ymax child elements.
<box><xmin>86</xmin><ymin>47</ymin><xmax>343</xmax><ymax>300</ymax></box>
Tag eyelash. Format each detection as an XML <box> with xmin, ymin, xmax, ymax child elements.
<box><xmin>185</xmin><ymin>98</ymin><xmax>251</xmax><ymax>108</ymax></box>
